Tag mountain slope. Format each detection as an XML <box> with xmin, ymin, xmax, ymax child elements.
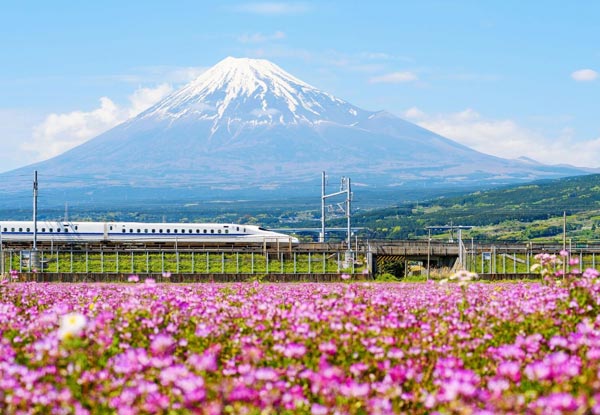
<box><xmin>2</xmin><ymin>57</ymin><xmax>588</xmax><ymax>201</ymax></box>
<box><xmin>347</xmin><ymin>173</ymin><xmax>600</xmax><ymax>240</ymax></box>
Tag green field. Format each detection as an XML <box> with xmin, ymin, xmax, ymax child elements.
<box><xmin>2</xmin><ymin>249</ymin><xmax>367</xmax><ymax>275</ymax></box>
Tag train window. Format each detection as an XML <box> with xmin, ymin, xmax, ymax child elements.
<box><xmin>41</xmin><ymin>228</ymin><xmax>45</xmax><ymax>232</ymax></box>
<box><xmin>122</xmin><ymin>229</ymin><xmax>126</xmax><ymax>233</ymax></box>
<box><xmin>174</xmin><ymin>229</ymin><xmax>178</xmax><ymax>233</ymax></box>
<box><xmin>49</xmin><ymin>228</ymin><xmax>53</xmax><ymax>232</ymax></box>
<box><xmin>129</xmin><ymin>229</ymin><xmax>133</xmax><ymax>233</ymax></box>
<box><xmin>19</xmin><ymin>228</ymin><xmax>22</xmax><ymax>232</ymax></box>
<box><xmin>189</xmin><ymin>229</ymin><xmax>193</xmax><ymax>234</ymax></box>
<box><xmin>237</xmin><ymin>227</ymin><xmax>239</xmax><ymax>231</ymax></box>
<box><xmin>26</xmin><ymin>228</ymin><xmax>30</xmax><ymax>232</ymax></box>
<box><xmin>196</xmin><ymin>229</ymin><xmax>200</xmax><ymax>233</ymax></box>
<box><xmin>151</xmin><ymin>229</ymin><xmax>155</xmax><ymax>233</ymax></box>
<box><xmin>137</xmin><ymin>229</ymin><xmax>141</xmax><ymax>233</ymax></box>
<box><xmin>75</xmin><ymin>226</ymin><xmax>78</xmax><ymax>230</ymax></box>
<box><xmin>218</xmin><ymin>229</ymin><xmax>221</xmax><ymax>234</ymax></box>
<box><xmin>203</xmin><ymin>229</ymin><xmax>207</xmax><ymax>233</ymax></box>
<box><xmin>11</xmin><ymin>228</ymin><xmax>15</xmax><ymax>232</ymax></box>
<box><xmin>109</xmin><ymin>226</ymin><xmax>113</xmax><ymax>231</ymax></box>
<box><xmin>210</xmin><ymin>229</ymin><xmax>214</xmax><ymax>234</ymax></box>
<box><xmin>225</xmin><ymin>229</ymin><xmax>229</xmax><ymax>234</ymax></box>
<box><xmin>159</xmin><ymin>229</ymin><xmax>162</xmax><ymax>233</ymax></box>
<box><xmin>2</xmin><ymin>228</ymin><xmax>6</xmax><ymax>232</ymax></box>
<box><xmin>57</xmin><ymin>229</ymin><xmax>61</xmax><ymax>233</ymax></box>
<box><xmin>167</xmin><ymin>229</ymin><xmax>170</xmax><ymax>233</ymax></box>
<box><xmin>243</xmin><ymin>228</ymin><xmax>246</xmax><ymax>232</ymax></box>
<box><xmin>144</xmin><ymin>229</ymin><xmax>148</xmax><ymax>233</ymax></box>
<box><xmin>64</xmin><ymin>229</ymin><xmax>69</xmax><ymax>233</ymax></box>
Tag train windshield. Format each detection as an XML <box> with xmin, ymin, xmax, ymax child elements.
<box><xmin>258</xmin><ymin>227</ymin><xmax>269</xmax><ymax>231</ymax></box>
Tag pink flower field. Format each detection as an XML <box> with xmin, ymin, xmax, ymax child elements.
<box><xmin>2</xmin><ymin>270</ymin><xmax>600</xmax><ymax>414</ymax></box>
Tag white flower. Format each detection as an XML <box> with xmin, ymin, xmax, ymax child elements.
<box><xmin>58</xmin><ymin>312</ymin><xmax>87</xmax><ymax>340</ymax></box>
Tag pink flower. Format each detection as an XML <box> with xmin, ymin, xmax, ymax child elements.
<box><xmin>311</xmin><ymin>403</ymin><xmax>328</xmax><ymax>415</ymax></box>
<box><xmin>283</xmin><ymin>343</ymin><xmax>307</xmax><ymax>358</ymax></box>
<box><xmin>150</xmin><ymin>334</ymin><xmax>175</xmax><ymax>355</ymax></box>
<box><xmin>341</xmin><ymin>273</ymin><xmax>351</xmax><ymax>280</ymax></box>
<box><xmin>127</xmin><ymin>274</ymin><xmax>139</xmax><ymax>282</ymax></box>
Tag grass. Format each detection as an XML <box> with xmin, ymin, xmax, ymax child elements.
<box><xmin>2</xmin><ymin>250</ymin><xmax>366</xmax><ymax>275</ymax></box>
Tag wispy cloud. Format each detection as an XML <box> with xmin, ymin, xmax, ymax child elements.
<box><xmin>105</xmin><ymin>66</ymin><xmax>208</xmax><ymax>84</ymax></box>
<box><xmin>237</xmin><ymin>31</ymin><xmax>286</xmax><ymax>43</ymax></box>
<box><xmin>369</xmin><ymin>71</ymin><xmax>418</xmax><ymax>84</ymax></box>
<box><xmin>246</xmin><ymin>45</ymin><xmax>313</xmax><ymax>61</ymax></box>
<box><xmin>231</xmin><ymin>2</ymin><xmax>311</xmax><ymax>15</ymax></box>
<box><xmin>22</xmin><ymin>84</ymin><xmax>173</xmax><ymax>161</ymax></box>
<box><xmin>0</xmin><ymin>110</ymin><xmax>44</xmax><ymax>172</ymax></box>
<box><xmin>571</xmin><ymin>69</ymin><xmax>598</xmax><ymax>82</ymax></box>
<box><xmin>403</xmin><ymin>107</ymin><xmax>600</xmax><ymax>167</ymax></box>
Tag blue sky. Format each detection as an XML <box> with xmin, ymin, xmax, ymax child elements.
<box><xmin>1</xmin><ymin>0</ymin><xmax>599</xmax><ymax>172</ymax></box>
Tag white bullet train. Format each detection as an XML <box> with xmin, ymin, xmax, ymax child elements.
<box><xmin>0</xmin><ymin>221</ymin><xmax>299</xmax><ymax>244</ymax></box>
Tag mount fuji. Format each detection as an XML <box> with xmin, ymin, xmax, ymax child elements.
<box><xmin>3</xmin><ymin>57</ymin><xmax>587</xmax><ymax>204</ymax></box>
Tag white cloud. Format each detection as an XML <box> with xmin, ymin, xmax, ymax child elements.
<box><xmin>231</xmin><ymin>2</ymin><xmax>310</xmax><ymax>15</ymax></box>
<box><xmin>407</xmin><ymin>108</ymin><xmax>600</xmax><ymax>167</ymax></box>
<box><xmin>163</xmin><ymin>67</ymin><xmax>208</xmax><ymax>83</ymax></box>
<box><xmin>128</xmin><ymin>84</ymin><xmax>173</xmax><ymax>117</ymax></box>
<box><xmin>403</xmin><ymin>106</ymin><xmax>425</xmax><ymax>119</ymax></box>
<box><xmin>108</xmin><ymin>66</ymin><xmax>208</xmax><ymax>84</ymax></box>
<box><xmin>571</xmin><ymin>69</ymin><xmax>598</xmax><ymax>82</ymax></box>
<box><xmin>369</xmin><ymin>71</ymin><xmax>418</xmax><ymax>84</ymax></box>
<box><xmin>0</xmin><ymin>110</ymin><xmax>44</xmax><ymax>172</ymax></box>
<box><xmin>22</xmin><ymin>84</ymin><xmax>173</xmax><ymax>161</ymax></box>
<box><xmin>238</xmin><ymin>31</ymin><xmax>286</xmax><ymax>43</ymax></box>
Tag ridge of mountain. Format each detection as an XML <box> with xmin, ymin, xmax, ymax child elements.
<box><xmin>348</xmin><ymin>173</ymin><xmax>600</xmax><ymax>240</ymax></box>
<box><xmin>0</xmin><ymin>57</ymin><xmax>589</xmax><ymax>206</ymax></box>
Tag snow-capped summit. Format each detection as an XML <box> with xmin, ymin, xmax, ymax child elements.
<box><xmin>2</xmin><ymin>56</ymin><xmax>587</xmax><ymax>201</ymax></box>
<box><xmin>142</xmin><ymin>56</ymin><xmax>364</xmax><ymax>128</ymax></box>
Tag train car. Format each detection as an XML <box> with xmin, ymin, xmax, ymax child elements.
<box><xmin>0</xmin><ymin>221</ymin><xmax>298</xmax><ymax>244</ymax></box>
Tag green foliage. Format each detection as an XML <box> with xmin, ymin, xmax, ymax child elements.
<box><xmin>375</xmin><ymin>273</ymin><xmax>400</xmax><ymax>282</ymax></box>
<box><xmin>344</xmin><ymin>173</ymin><xmax>600</xmax><ymax>241</ymax></box>
<box><xmin>377</xmin><ymin>259</ymin><xmax>405</xmax><ymax>279</ymax></box>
